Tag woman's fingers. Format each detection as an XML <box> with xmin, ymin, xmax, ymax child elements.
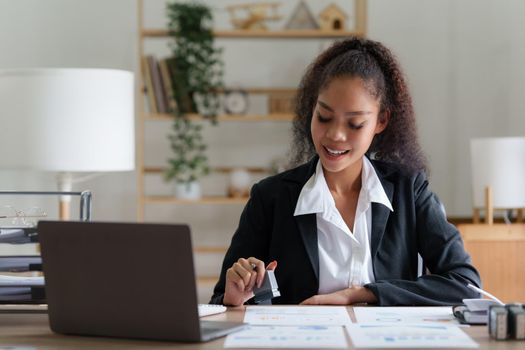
<box><xmin>267</xmin><ymin>260</ymin><xmax>277</xmax><ymax>271</ymax></box>
<box><xmin>246</xmin><ymin>268</ymin><xmax>258</xmax><ymax>291</ymax></box>
<box><xmin>226</xmin><ymin>267</ymin><xmax>245</xmax><ymax>291</ymax></box>
<box><xmin>232</xmin><ymin>262</ymin><xmax>252</xmax><ymax>288</ymax></box>
<box><xmin>246</xmin><ymin>257</ymin><xmax>265</xmax><ymax>289</ymax></box>
<box><xmin>228</xmin><ymin>257</ymin><xmax>275</xmax><ymax>291</ymax></box>
<box><xmin>237</xmin><ymin>257</ymin><xmax>257</xmax><ymax>273</ymax></box>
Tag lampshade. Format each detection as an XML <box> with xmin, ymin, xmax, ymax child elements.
<box><xmin>0</xmin><ymin>68</ymin><xmax>135</xmax><ymax>172</ymax></box>
<box><xmin>470</xmin><ymin>137</ymin><xmax>525</xmax><ymax>208</ymax></box>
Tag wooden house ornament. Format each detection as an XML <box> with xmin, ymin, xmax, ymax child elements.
<box><xmin>285</xmin><ymin>0</ymin><xmax>319</xmax><ymax>30</ymax></box>
<box><xmin>319</xmin><ymin>3</ymin><xmax>348</xmax><ymax>31</ymax></box>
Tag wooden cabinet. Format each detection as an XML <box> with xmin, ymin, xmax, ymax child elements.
<box><xmin>458</xmin><ymin>224</ymin><xmax>525</xmax><ymax>303</ymax></box>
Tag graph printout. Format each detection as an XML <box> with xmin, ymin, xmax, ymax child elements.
<box><xmin>244</xmin><ymin>306</ymin><xmax>352</xmax><ymax>326</ymax></box>
<box><xmin>353</xmin><ymin>306</ymin><xmax>460</xmax><ymax>325</ymax></box>
<box><xmin>346</xmin><ymin>324</ymin><xmax>478</xmax><ymax>348</ymax></box>
<box><xmin>224</xmin><ymin>325</ymin><xmax>347</xmax><ymax>348</ymax></box>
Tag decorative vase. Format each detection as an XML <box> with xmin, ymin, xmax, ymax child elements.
<box><xmin>174</xmin><ymin>181</ymin><xmax>201</xmax><ymax>200</ymax></box>
<box><xmin>228</xmin><ymin>168</ymin><xmax>251</xmax><ymax>198</ymax></box>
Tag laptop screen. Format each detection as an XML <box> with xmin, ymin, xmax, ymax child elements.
<box><xmin>38</xmin><ymin>221</ymin><xmax>203</xmax><ymax>341</ymax></box>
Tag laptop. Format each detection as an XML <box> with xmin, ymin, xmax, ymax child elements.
<box><xmin>37</xmin><ymin>221</ymin><xmax>246</xmax><ymax>342</ymax></box>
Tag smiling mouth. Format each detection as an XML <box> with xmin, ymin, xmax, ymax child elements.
<box><xmin>323</xmin><ymin>146</ymin><xmax>350</xmax><ymax>157</ymax></box>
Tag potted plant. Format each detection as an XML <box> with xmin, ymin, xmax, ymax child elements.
<box><xmin>164</xmin><ymin>1</ymin><xmax>223</xmax><ymax>198</ymax></box>
<box><xmin>165</xmin><ymin>118</ymin><xmax>209</xmax><ymax>199</ymax></box>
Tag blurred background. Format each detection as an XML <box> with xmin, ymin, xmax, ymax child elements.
<box><xmin>1</xmin><ymin>0</ymin><xmax>524</xmax><ymax>302</ymax></box>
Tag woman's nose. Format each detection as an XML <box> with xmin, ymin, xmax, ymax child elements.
<box><xmin>326</xmin><ymin>122</ymin><xmax>346</xmax><ymax>141</ymax></box>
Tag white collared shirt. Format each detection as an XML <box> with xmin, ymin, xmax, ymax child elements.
<box><xmin>293</xmin><ymin>157</ymin><xmax>393</xmax><ymax>294</ymax></box>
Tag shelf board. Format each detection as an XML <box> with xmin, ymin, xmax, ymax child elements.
<box><xmin>144</xmin><ymin>166</ymin><xmax>269</xmax><ymax>174</ymax></box>
<box><xmin>197</xmin><ymin>276</ymin><xmax>220</xmax><ymax>284</ymax></box>
<box><xmin>141</xmin><ymin>86</ymin><xmax>296</xmax><ymax>95</ymax></box>
<box><xmin>145</xmin><ymin>195</ymin><xmax>248</xmax><ymax>205</ymax></box>
<box><xmin>142</xmin><ymin>29</ymin><xmax>364</xmax><ymax>39</ymax></box>
<box><xmin>230</xmin><ymin>87</ymin><xmax>296</xmax><ymax>94</ymax></box>
<box><xmin>144</xmin><ymin>113</ymin><xmax>293</xmax><ymax>122</ymax></box>
<box><xmin>194</xmin><ymin>246</ymin><xmax>228</xmax><ymax>254</ymax></box>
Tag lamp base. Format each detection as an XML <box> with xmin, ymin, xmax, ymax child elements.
<box><xmin>57</xmin><ymin>172</ymin><xmax>73</xmax><ymax>221</ymax></box>
<box><xmin>59</xmin><ymin>200</ymin><xmax>71</xmax><ymax>221</ymax></box>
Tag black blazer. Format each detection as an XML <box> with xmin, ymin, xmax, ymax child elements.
<box><xmin>210</xmin><ymin>157</ymin><xmax>481</xmax><ymax>306</ymax></box>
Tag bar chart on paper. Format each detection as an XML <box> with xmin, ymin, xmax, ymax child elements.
<box><xmin>353</xmin><ymin>306</ymin><xmax>459</xmax><ymax>325</ymax></box>
<box><xmin>346</xmin><ymin>324</ymin><xmax>478</xmax><ymax>348</ymax></box>
<box><xmin>224</xmin><ymin>325</ymin><xmax>348</xmax><ymax>348</ymax></box>
<box><xmin>244</xmin><ymin>306</ymin><xmax>351</xmax><ymax>326</ymax></box>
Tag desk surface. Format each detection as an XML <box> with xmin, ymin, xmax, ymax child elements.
<box><xmin>0</xmin><ymin>306</ymin><xmax>521</xmax><ymax>349</ymax></box>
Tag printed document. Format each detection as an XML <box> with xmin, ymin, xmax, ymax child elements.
<box><xmin>244</xmin><ymin>305</ymin><xmax>351</xmax><ymax>325</ymax></box>
<box><xmin>346</xmin><ymin>324</ymin><xmax>478</xmax><ymax>348</ymax></box>
<box><xmin>354</xmin><ymin>306</ymin><xmax>459</xmax><ymax>325</ymax></box>
<box><xmin>224</xmin><ymin>325</ymin><xmax>347</xmax><ymax>348</ymax></box>
<box><xmin>0</xmin><ymin>275</ymin><xmax>44</xmax><ymax>287</ymax></box>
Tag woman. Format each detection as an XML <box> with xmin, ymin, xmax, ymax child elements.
<box><xmin>210</xmin><ymin>37</ymin><xmax>480</xmax><ymax>306</ymax></box>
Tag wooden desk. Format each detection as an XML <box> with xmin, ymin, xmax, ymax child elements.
<box><xmin>0</xmin><ymin>307</ymin><xmax>522</xmax><ymax>349</ymax></box>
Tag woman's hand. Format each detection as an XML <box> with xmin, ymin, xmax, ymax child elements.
<box><xmin>223</xmin><ymin>258</ymin><xmax>277</xmax><ymax>306</ymax></box>
<box><xmin>300</xmin><ymin>285</ymin><xmax>377</xmax><ymax>305</ymax></box>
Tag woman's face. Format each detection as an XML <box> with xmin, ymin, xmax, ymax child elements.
<box><xmin>310</xmin><ymin>77</ymin><xmax>387</xmax><ymax>175</ymax></box>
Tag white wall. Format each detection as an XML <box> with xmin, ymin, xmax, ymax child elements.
<box><xmin>0</xmin><ymin>0</ymin><xmax>137</xmax><ymax>221</ymax></box>
<box><xmin>449</xmin><ymin>0</ymin><xmax>525</xmax><ymax>215</ymax></box>
<box><xmin>369</xmin><ymin>0</ymin><xmax>456</xmax><ymax>210</ymax></box>
<box><xmin>1</xmin><ymin>0</ymin><xmax>524</xmax><ymax>218</ymax></box>
<box><xmin>369</xmin><ymin>0</ymin><xmax>525</xmax><ymax>216</ymax></box>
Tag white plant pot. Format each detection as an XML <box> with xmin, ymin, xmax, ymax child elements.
<box><xmin>174</xmin><ymin>181</ymin><xmax>201</xmax><ymax>200</ymax></box>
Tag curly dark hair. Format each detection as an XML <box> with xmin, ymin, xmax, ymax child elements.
<box><xmin>291</xmin><ymin>37</ymin><xmax>427</xmax><ymax>174</ymax></box>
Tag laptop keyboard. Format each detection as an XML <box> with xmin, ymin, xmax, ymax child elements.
<box><xmin>198</xmin><ymin>304</ymin><xmax>227</xmax><ymax>317</ymax></box>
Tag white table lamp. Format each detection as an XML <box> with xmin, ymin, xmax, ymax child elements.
<box><xmin>0</xmin><ymin>68</ymin><xmax>135</xmax><ymax>220</ymax></box>
<box><xmin>470</xmin><ymin>137</ymin><xmax>525</xmax><ymax>224</ymax></box>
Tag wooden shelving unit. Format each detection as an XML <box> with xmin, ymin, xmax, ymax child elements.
<box><xmin>137</xmin><ymin>0</ymin><xmax>367</xmax><ymax>221</ymax></box>
<box><xmin>137</xmin><ymin>0</ymin><xmax>367</xmax><ymax>302</ymax></box>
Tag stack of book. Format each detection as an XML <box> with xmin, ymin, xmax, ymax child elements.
<box><xmin>0</xmin><ymin>228</ymin><xmax>45</xmax><ymax>303</ymax></box>
<box><xmin>141</xmin><ymin>55</ymin><xmax>178</xmax><ymax>114</ymax></box>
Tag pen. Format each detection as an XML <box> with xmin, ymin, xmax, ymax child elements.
<box><xmin>467</xmin><ymin>283</ymin><xmax>505</xmax><ymax>305</ymax></box>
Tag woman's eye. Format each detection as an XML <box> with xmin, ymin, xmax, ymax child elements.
<box><xmin>349</xmin><ymin>123</ymin><xmax>364</xmax><ymax>130</ymax></box>
<box><xmin>317</xmin><ymin>113</ymin><xmax>330</xmax><ymax>123</ymax></box>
